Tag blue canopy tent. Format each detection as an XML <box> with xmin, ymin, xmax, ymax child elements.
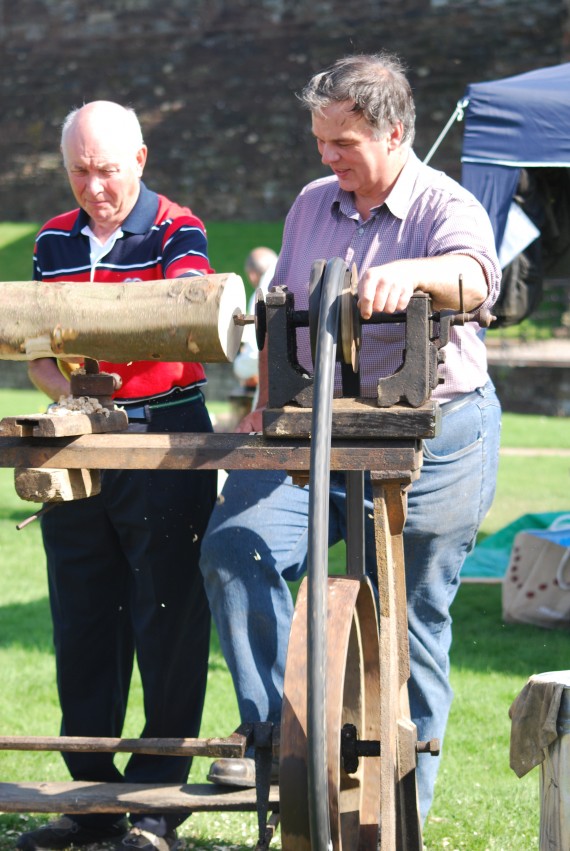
<box><xmin>460</xmin><ymin>63</ymin><xmax>570</xmax><ymax>253</ymax></box>
<box><xmin>423</xmin><ymin>65</ymin><xmax>570</xmax><ymax>578</ymax></box>
<box><xmin>422</xmin><ymin>62</ymin><xmax>570</xmax><ymax>326</ymax></box>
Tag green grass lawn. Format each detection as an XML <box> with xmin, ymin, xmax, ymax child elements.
<box><xmin>0</xmin><ymin>387</ymin><xmax>569</xmax><ymax>849</ymax></box>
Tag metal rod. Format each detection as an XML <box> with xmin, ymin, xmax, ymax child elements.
<box><xmin>423</xmin><ymin>98</ymin><xmax>469</xmax><ymax>166</ymax></box>
<box><xmin>16</xmin><ymin>503</ymin><xmax>57</xmax><ymax>531</ymax></box>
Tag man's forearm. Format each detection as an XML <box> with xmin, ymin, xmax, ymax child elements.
<box><xmin>411</xmin><ymin>255</ymin><xmax>490</xmax><ymax>310</ymax></box>
<box><xmin>28</xmin><ymin>358</ymin><xmax>70</xmax><ymax>402</ymax></box>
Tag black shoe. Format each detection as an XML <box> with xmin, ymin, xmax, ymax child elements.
<box><xmin>17</xmin><ymin>816</ymin><xmax>128</xmax><ymax>850</ymax></box>
<box><xmin>120</xmin><ymin>826</ymin><xmax>181</xmax><ymax>851</ymax></box>
<box><xmin>207</xmin><ymin>756</ymin><xmax>279</xmax><ymax>788</ymax></box>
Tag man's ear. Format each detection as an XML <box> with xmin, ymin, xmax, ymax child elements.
<box><xmin>387</xmin><ymin>121</ymin><xmax>404</xmax><ymax>150</ymax></box>
<box><xmin>135</xmin><ymin>145</ymin><xmax>148</xmax><ymax>176</ymax></box>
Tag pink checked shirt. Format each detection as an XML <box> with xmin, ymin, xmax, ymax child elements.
<box><xmin>272</xmin><ymin>150</ymin><xmax>501</xmax><ymax>402</ymax></box>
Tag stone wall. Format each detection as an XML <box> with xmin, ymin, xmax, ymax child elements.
<box><xmin>489</xmin><ymin>363</ymin><xmax>570</xmax><ymax>416</ymax></box>
<box><xmin>0</xmin><ymin>0</ymin><xmax>568</xmax><ymax>224</ymax></box>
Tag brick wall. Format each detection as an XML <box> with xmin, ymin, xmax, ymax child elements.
<box><xmin>0</xmin><ymin>0</ymin><xmax>568</xmax><ymax>224</ymax></box>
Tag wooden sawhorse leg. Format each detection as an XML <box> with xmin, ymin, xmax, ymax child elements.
<box><xmin>371</xmin><ymin>472</ymin><xmax>423</xmax><ymax>851</ymax></box>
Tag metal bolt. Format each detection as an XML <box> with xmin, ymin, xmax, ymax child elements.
<box><xmin>416</xmin><ymin>739</ymin><xmax>440</xmax><ymax>756</ymax></box>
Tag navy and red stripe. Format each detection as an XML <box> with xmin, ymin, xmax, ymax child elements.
<box><xmin>33</xmin><ymin>182</ymin><xmax>214</xmax><ymax>399</ymax></box>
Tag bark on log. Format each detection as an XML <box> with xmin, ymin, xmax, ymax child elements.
<box><xmin>0</xmin><ymin>275</ymin><xmax>246</xmax><ymax>363</ymax></box>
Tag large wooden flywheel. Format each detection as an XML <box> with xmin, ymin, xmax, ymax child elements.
<box><xmin>280</xmin><ymin>576</ymin><xmax>381</xmax><ymax>850</ymax></box>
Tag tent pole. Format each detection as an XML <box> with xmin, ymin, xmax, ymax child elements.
<box><xmin>423</xmin><ymin>97</ymin><xmax>469</xmax><ymax>165</ymax></box>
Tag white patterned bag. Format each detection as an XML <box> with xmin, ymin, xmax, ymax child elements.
<box><xmin>502</xmin><ymin>515</ymin><xmax>570</xmax><ymax>629</ymax></box>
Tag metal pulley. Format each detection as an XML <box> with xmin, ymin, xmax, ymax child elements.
<box><xmin>309</xmin><ymin>259</ymin><xmax>361</xmax><ymax>372</ymax></box>
<box><xmin>252</xmin><ymin>259</ymin><xmax>362</xmax><ymax>374</ymax></box>
<box><xmin>339</xmin><ymin>264</ymin><xmax>361</xmax><ymax>373</ymax></box>
<box><xmin>254</xmin><ymin>286</ymin><xmax>267</xmax><ymax>352</ymax></box>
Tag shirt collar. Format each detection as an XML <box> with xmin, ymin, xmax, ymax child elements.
<box><xmin>70</xmin><ymin>181</ymin><xmax>159</xmax><ymax>237</ymax></box>
<box><xmin>383</xmin><ymin>150</ymin><xmax>420</xmax><ymax>220</ymax></box>
<box><xmin>330</xmin><ymin>149</ymin><xmax>420</xmax><ymax>222</ymax></box>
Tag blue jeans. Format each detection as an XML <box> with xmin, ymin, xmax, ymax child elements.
<box><xmin>200</xmin><ymin>381</ymin><xmax>501</xmax><ymax>820</ymax></box>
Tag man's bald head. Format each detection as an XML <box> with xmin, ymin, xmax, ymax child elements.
<box><xmin>245</xmin><ymin>247</ymin><xmax>278</xmax><ymax>287</ymax></box>
<box><xmin>61</xmin><ymin>101</ymin><xmax>144</xmax><ymax>166</ymax></box>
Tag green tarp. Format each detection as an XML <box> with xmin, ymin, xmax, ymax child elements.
<box><xmin>462</xmin><ymin>512</ymin><xmax>570</xmax><ymax>582</ymax></box>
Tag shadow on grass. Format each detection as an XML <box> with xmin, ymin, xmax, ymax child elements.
<box><xmin>451</xmin><ymin>583</ymin><xmax>570</xmax><ymax>677</ymax></box>
<box><xmin>0</xmin><ymin>598</ymin><xmax>53</xmax><ymax>652</ymax></box>
<box><xmin>0</xmin><ymin>507</ymin><xmax>42</xmax><ymax>524</ymax></box>
<box><xmin>0</xmin><ymin>813</ymin><xmax>37</xmax><ymax>851</ymax></box>
<box><xmin>0</xmin><ymin>814</ymin><xmax>262</xmax><ymax>851</ymax></box>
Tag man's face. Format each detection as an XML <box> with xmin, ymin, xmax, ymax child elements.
<box><xmin>63</xmin><ymin>117</ymin><xmax>146</xmax><ymax>236</ymax></box>
<box><xmin>311</xmin><ymin>101</ymin><xmax>400</xmax><ymax>204</ymax></box>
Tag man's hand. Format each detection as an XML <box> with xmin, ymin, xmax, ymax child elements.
<box><xmin>357</xmin><ymin>262</ymin><xmax>415</xmax><ymax>318</ymax></box>
<box><xmin>234</xmin><ymin>407</ymin><xmax>264</xmax><ymax>434</ymax></box>
<box><xmin>357</xmin><ymin>255</ymin><xmax>489</xmax><ymax>319</ymax></box>
<box><xmin>109</xmin><ymin>373</ymin><xmax>123</xmax><ymax>391</ymax></box>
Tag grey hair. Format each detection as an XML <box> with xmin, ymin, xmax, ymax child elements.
<box><xmin>61</xmin><ymin>102</ymin><xmax>144</xmax><ymax>157</ymax></box>
<box><xmin>299</xmin><ymin>53</ymin><xmax>416</xmax><ymax>146</ymax></box>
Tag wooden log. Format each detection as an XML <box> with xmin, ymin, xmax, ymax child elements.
<box><xmin>14</xmin><ymin>468</ymin><xmax>101</xmax><ymax>502</ymax></box>
<box><xmin>0</xmin><ymin>275</ymin><xmax>246</xmax><ymax>363</ymax></box>
<box><xmin>0</xmin><ymin>782</ymin><xmax>280</xmax><ymax>814</ymax></box>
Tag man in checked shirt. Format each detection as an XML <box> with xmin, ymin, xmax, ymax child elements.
<box><xmin>201</xmin><ymin>52</ymin><xmax>502</xmax><ymax>822</ymax></box>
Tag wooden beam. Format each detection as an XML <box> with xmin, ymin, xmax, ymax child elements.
<box><xmin>263</xmin><ymin>399</ymin><xmax>439</xmax><ymax>440</ymax></box>
<box><xmin>0</xmin><ymin>432</ymin><xmax>422</xmax><ymax>475</ymax></box>
<box><xmin>0</xmin><ymin>734</ymin><xmax>248</xmax><ymax>759</ymax></box>
<box><xmin>14</xmin><ymin>468</ymin><xmax>100</xmax><ymax>502</ymax></box>
<box><xmin>0</xmin><ymin>410</ymin><xmax>128</xmax><ymax>438</ymax></box>
<box><xmin>0</xmin><ymin>782</ymin><xmax>279</xmax><ymax>814</ymax></box>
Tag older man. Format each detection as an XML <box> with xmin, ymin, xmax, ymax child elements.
<box><xmin>201</xmin><ymin>53</ymin><xmax>502</xmax><ymax>822</ymax></box>
<box><xmin>18</xmin><ymin>102</ymin><xmax>217</xmax><ymax>851</ymax></box>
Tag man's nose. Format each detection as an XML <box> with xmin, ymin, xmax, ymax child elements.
<box><xmin>86</xmin><ymin>174</ymin><xmax>104</xmax><ymax>195</ymax></box>
<box><xmin>321</xmin><ymin>144</ymin><xmax>339</xmax><ymax>165</ymax></box>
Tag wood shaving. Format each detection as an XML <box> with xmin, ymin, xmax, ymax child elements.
<box><xmin>51</xmin><ymin>395</ymin><xmax>112</xmax><ymax>417</ymax></box>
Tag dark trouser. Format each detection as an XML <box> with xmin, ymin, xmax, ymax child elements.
<box><xmin>41</xmin><ymin>394</ymin><xmax>217</xmax><ymax>832</ymax></box>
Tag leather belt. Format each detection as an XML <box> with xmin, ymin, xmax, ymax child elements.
<box><xmin>118</xmin><ymin>386</ymin><xmax>203</xmax><ymax>420</ymax></box>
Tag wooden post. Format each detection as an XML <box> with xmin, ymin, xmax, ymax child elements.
<box><xmin>371</xmin><ymin>472</ymin><xmax>423</xmax><ymax>851</ymax></box>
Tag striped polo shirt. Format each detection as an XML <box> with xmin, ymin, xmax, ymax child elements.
<box><xmin>272</xmin><ymin>150</ymin><xmax>501</xmax><ymax>402</ymax></box>
<box><xmin>33</xmin><ymin>182</ymin><xmax>214</xmax><ymax>400</ymax></box>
